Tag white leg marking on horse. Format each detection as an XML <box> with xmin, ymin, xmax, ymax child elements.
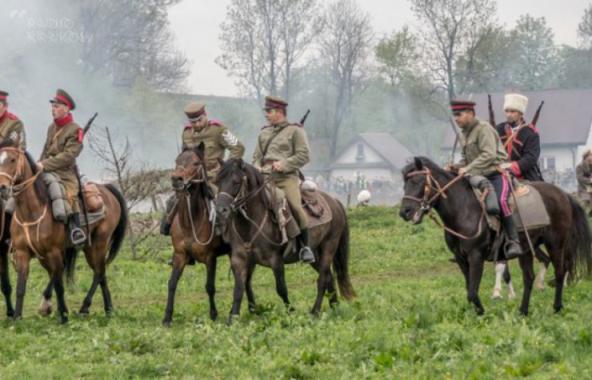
<box><xmin>492</xmin><ymin>263</ymin><xmax>505</xmax><ymax>299</ymax></box>
<box><xmin>507</xmin><ymin>282</ymin><xmax>516</xmax><ymax>299</ymax></box>
<box><xmin>534</xmin><ymin>263</ymin><xmax>547</xmax><ymax>290</ymax></box>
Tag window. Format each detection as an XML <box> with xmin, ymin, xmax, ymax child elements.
<box><xmin>547</xmin><ymin>157</ymin><xmax>556</xmax><ymax>170</ymax></box>
<box><xmin>356</xmin><ymin>143</ymin><xmax>365</xmax><ymax>163</ymax></box>
<box><xmin>539</xmin><ymin>156</ymin><xmax>556</xmax><ymax>170</ymax></box>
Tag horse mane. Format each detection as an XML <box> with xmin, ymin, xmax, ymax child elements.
<box><xmin>24</xmin><ymin>151</ymin><xmax>49</xmax><ymax>203</ymax></box>
<box><xmin>402</xmin><ymin>156</ymin><xmax>456</xmax><ymax>182</ymax></box>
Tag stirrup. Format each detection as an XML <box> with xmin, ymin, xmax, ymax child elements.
<box><xmin>299</xmin><ymin>246</ymin><xmax>315</xmax><ymax>264</ymax></box>
<box><xmin>70</xmin><ymin>228</ymin><xmax>87</xmax><ymax>246</ymax></box>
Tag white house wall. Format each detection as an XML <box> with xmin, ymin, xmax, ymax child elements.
<box><xmin>329</xmin><ymin>168</ymin><xmax>394</xmax><ymax>182</ymax></box>
<box><xmin>540</xmin><ymin>146</ymin><xmax>577</xmax><ymax>171</ymax></box>
<box><xmin>334</xmin><ymin>142</ymin><xmax>383</xmax><ymax>164</ymax></box>
<box><xmin>576</xmin><ymin>121</ymin><xmax>592</xmax><ymax>164</ymax></box>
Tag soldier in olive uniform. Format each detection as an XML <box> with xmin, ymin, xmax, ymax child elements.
<box><xmin>36</xmin><ymin>89</ymin><xmax>86</xmax><ymax>245</ymax></box>
<box><xmin>450</xmin><ymin>100</ymin><xmax>523</xmax><ymax>259</ymax></box>
<box><xmin>160</xmin><ymin>101</ymin><xmax>245</xmax><ymax>236</ymax></box>
<box><xmin>252</xmin><ymin>96</ymin><xmax>315</xmax><ymax>263</ymax></box>
<box><xmin>0</xmin><ymin>91</ymin><xmax>26</xmax><ymax>149</ymax></box>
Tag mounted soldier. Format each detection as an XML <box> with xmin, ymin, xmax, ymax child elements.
<box><xmin>36</xmin><ymin>89</ymin><xmax>86</xmax><ymax>246</ymax></box>
<box><xmin>448</xmin><ymin>100</ymin><xmax>523</xmax><ymax>259</ymax></box>
<box><xmin>252</xmin><ymin>96</ymin><xmax>315</xmax><ymax>263</ymax></box>
<box><xmin>496</xmin><ymin>93</ymin><xmax>544</xmax><ymax>182</ymax></box>
<box><xmin>160</xmin><ymin>101</ymin><xmax>245</xmax><ymax>236</ymax></box>
<box><xmin>0</xmin><ymin>91</ymin><xmax>26</xmax><ymax>149</ymax></box>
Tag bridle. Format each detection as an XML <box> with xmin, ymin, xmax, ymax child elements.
<box><xmin>0</xmin><ymin>147</ymin><xmax>42</xmax><ymax>197</ymax></box>
<box><xmin>217</xmin><ymin>171</ymin><xmax>282</xmax><ymax>249</ymax></box>
<box><xmin>403</xmin><ymin>167</ymin><xmax>486</xmax><ymax>240</ymax></box>
<box><xmin>173</xmin><ymin>161</ymin><xmax>215</xmax><ymax>246</ymax></box>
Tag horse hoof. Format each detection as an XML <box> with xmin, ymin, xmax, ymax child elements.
<box><xmin>554</xmin><ymin>306</ymin><xmax>563</xmax><ymax>313</ymax></box>
<box><xmin>60</xmin><ymin>316</ymin><xmax>69</xmax><ymax>324</ymax></box>
<box><xmin>210</xmin><ymin>310</ymin><xmax>218</xmax><ymax>321</ymax></box>
<box><xmin>38</xmin><ymin>299</ymin><xmax>53</xmax><ymax>316</ymax></box>
<box><xmin>78</xmin><ymin>308</ymin><xmax>90</xmax><ymax>316</ymax></box>
<box><xmin>248</xmin><ymin>304</ymin><xmax>256</xmax><ymax>314</ymax></box>
<box><xmin>162</xmin><ymin>320</ymin><xmax>172</xmax><ymax>328</ymax></box>
<box><xmin>227</xmin><ymin>314</ymin><xmax>239</xmax><ymax>326</ymax></box>
<box><xmin>6</xmin><ymin>309</ymin><xmax>15</xmax><ymax>318</ymax></box>
<box><xmin>104</xmin><ymin>308</ymin><xmax>113</xmax><ymax>316</ymax></box>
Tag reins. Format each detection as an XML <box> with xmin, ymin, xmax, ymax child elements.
<box><xmin>403</xmin><ymin>168</ymin><xmax>487</xmax><ymax>240</ymax></box>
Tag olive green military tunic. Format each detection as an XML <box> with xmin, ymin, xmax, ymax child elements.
<box><xmin>40</xmin><ymin>118</ymin><xmax>83</xmax><ymax>213</ymax></box>
<box><xmin>252</xmin><ymin>121</ymin><xmax>310</xmax><ymax>229</ymax></box>
<box><xmin>0</xmin><ymin>112</ymin><xmax>26</xmax><ymax>149</ymax></box>
<box><xmin>182</xmin><ymin>120</ymin><xmax>245</xmax><ymax>180</ymax></box>
<box><xmin>458</xmin><ymin>118</ymin><xmax>507</xmax><ymax>176</ymax></box>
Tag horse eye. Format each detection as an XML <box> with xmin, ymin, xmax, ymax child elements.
<box><xmin>10</xmin><ymin>158</ymin><xmax>15</xmax><ymax>163</ymax></box>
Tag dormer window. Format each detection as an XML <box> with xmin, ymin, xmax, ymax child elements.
<box><xmin>356</xmin><ymin>143</ymin><xmax>365</xmax><ymax>162</ymax></box>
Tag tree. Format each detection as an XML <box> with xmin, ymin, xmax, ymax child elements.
<box><xmin>318</xmin><ymin>0</ymin><xmax>373</xmax><ymax>159</ymax></box>
<box><xmin>375</xmin><ymin>27</ymin><xmax>420</xmax><ymax>88</ymax></box>
<box><xmin>78</xmin><ymin>0</ymin><xmax>189</xmax><ymax>91</ymax></box>
<box><xmin>508</xmin><ymin>15</ymin><xmax>559</xmax><ymax>90</ymax></box>
<box><xmin>410</xmin><ymin>0</ymin><xmax>497</xmax><ymax>100</ymax></box>
<box><xmin>578</xmin><ymin>4</ymin><xmax>592</xmax><ymax>49</ymax></box>
<box><xmin>217</xmin><ymin>0</ymin><xmax>321</xmax><ymax>103</ymax></box>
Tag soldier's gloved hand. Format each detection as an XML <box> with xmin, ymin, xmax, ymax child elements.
<box><xmin>458</xmin><ymin>167</ymin><xmax>467</xmax><ymax>176</ymax></box>
<box><xmin>499</xmin><ymin>162</ymin><xmax>512</xmax><ymax>170</ymax></box>
<box><xmin>35</xmin><ymin>162</ymin><xmax>44</xmax><ymax>172</ymax></box>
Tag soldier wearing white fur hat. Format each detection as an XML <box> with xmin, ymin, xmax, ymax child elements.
<box><xmin>495</xmin><ymin>93</ymin><xmax>544</xmax><ymax>181</ymax></box>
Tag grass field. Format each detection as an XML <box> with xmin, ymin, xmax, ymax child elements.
<box><xmin>1</xmin><ymin>207</ymin><xmax>592</xmax><ymax>379</ymax></box>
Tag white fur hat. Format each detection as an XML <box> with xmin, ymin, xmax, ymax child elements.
<box><xmin>357</xmin><ymin>190</ymin><xmax>371</xmax><ymax>203</ymax></box>
<box><xmin>504</xmin><ymin>93</ymin><xmax>528</xmax><ymax>114</ymax></box>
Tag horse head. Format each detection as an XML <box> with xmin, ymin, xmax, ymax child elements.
<box><xmin>0</xmin><ymin>138</ymin><xmax>31</xmax><ymax>200</ymax></box>
<box><xmin>171</xmin><ymin>142</ymin><xmax>207</xmax><ymax>193</ymax></box>
<box><xmin>400</xmin><ymin>156</ymin><xmax>454</xmax><ymax>224</ymax></box>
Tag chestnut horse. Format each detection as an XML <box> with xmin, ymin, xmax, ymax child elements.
<box><xmin>162</xmin><ymin>144</ymin><xmax>230</xmax><ymax>326</ymax></box>
<box><xmin>0</xmin><ymin>141</ymin><xmax>127</xmax><ymax>323</ymax></box>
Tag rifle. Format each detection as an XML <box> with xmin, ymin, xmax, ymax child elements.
<box><xmin>75</xmin><ymin>112</ymin><xmax>99</xmax><ymax>247</ymax></box>
<box><xmin>488</xmin><ymin>94</ymin><xmax>496</xmax><ymax>127</ymax></box>
<box><xmin>530</xmin><ymin>101</ymin><xmax>544</xmax><ymax>127</ymax></box>
<box><xmin>300</xmin><ymin>109</ymin><xmax>311</xmax><ymax>125</ymax></box>
<box><xmin>448</xmin><ymin>115</ymin><xmax>460</xmax><ymax>166</ymax></box>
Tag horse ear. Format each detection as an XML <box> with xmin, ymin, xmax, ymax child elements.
<box><xmin>414</xmin><ymin>157</ymin><xmax>423</xmax><ymax>170</ymax></box>
<box><xmin>195</xmin><ymin>142</ymin><xmax>205</xmax><ymax>157</ymax></box>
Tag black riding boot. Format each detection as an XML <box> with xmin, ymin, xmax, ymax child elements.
<box><xmin>69</xmin><ymin>213</ymin><xmax>87</xmax><ymax>246</ymax></box>
<box><xmin>160</xmin><ymin>196</ymin><xmax>177</xmax><ymax>236</ymax></box>
<box><xmin>298</xmin><ymin>229</ymin><xmax>315</xmax><ymax>264</ymax></box>
<box><xmin>502</xmin><ymin>215</ymin><xmax>524</xmax><ymax>259</ymax></box>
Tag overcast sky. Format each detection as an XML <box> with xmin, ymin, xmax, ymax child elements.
<box><xmin>169</xmin><ymin>0</ymin><xmax>591</xmax><ymax>96</ymax></box>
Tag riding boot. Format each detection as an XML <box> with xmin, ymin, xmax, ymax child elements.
<box><xmin>160</xmin><ymin>196</ymin><xmax>178</xmax><ymax>236</ymax></box>
<box><xmin>68</xmin><ymin>213</ymin><xmax>87</xmax><ymax>246</ymax></box>
<box><xmin>298</xmin><ymin>228</ymin><xmax>315</xmax><ymax>264</ymax></box>
<box><xmin>502</xmin><ymin>215</ymin><xmax>524</xmax><ymax>259</ymax></box>
<box><xmin>478</xmin><ymin>179</ymin><xmax>500</xmax><ymax>215</ymax></box>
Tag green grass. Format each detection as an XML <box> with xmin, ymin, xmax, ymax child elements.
<box><xmin>1</xmin><ymin>206</ymin><xmax>592</xmax><ymax>379</ymax></box>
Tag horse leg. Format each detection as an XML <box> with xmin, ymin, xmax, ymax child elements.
<box><xmin>80</xmin><ymin>273</ymin><xmax>102</xmax><ymax>315</ymax></box>
<box><xmin>517</xmin><ymin>253</ymin><xmax>535</xmax><ymax>316</ymax></box>
<box><xmin>270</xmin><ymin>255</ymin><xmax>291</xmax><ymax>311</ymax></box>
<box><xmin>79</xmin><ymin>245</ymin><xmax>104</xmax><ymax>315</ymax></box>
<box><xmin>550</xmin><ymin>249</ymin><xmax>567</xmax><ymax>313</ymax></box>
<box><xmin>311</xmin><ymin>244</ymin><xmax>335</xmax><ymax>315</ymax></box>
<box><xmin>534</xmin><ymin>247</ymin><xmax>550</xmax><ymax>291</ymax></box>
<box><xmin>228</xmin><ymin>252</ymin><xmax>247</xmax><ymax>325</ymax></box>
<box><xmin>163</xmin><ymin>252</ymin><xmax>187</xmax><ymax>327</ymax></box>
<box><xmin>245</xmin><ymin>261</ymin><xmax>257</xmax><ymax>314</ymax></box>
<box><xmin>0</xmin><ymin>249</ymin><xmax>14</xmax><ymax>318</ymax></box>
<box><xmin>38</xmin><ymin>280</ymin><xmax>53</xmax><ymax>316</ymax></box>
<box><xmin>502</xmin><ymin>262</ymin><xmax>516</xmax><ymax>299</ymax></box>
<box><xmin>467</xmin><ymin>250</ymin><xmax>485</xmax><ymax>315</ymax></box>
<box><xmin>492</xmin><ymin>261</ymin><xmax>506</xmax><ymax>299</ymax></box>
<box><xmin>205</xmin><ymin>255</ymin><xmax>218</xmax><ymax>321</ymax></box>
<box><xmin>49</xmin><ymin>252</ymin><xmax>69</xmax><ymax>324</ymax></box>
<box><xmin>13</xmin><ymin>250</ymin><xmax>31</xmax><ymax>320</ymax></box>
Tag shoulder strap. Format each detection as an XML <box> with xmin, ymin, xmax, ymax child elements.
<box><xmin>259</xmin><ymin>126</ymin><xmax>287</xmax><ymax>164</ymax></box>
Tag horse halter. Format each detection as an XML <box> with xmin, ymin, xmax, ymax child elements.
<box><xmin>0</xmin><ymin>147</ymin><xmax>41</xmax><ymax>196</ymax></box>
<box><xmin>402</xmin><ymin>168</ymin><xmax>451</xmax><ymax>213</ymax></box>
<box><xmin>172</xmin><ymin>162</ymin><xmax>207</xmax><ymax>192</ymax></box>
<box><xmin>217</xmin><ymin>174</ymin><xmax>249</xmax><ymax>212</ymax></box>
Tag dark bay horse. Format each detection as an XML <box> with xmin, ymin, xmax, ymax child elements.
<box><xmin>0</xmin><ymin>206</ymin><xmax>13</xmax><ymax>317</ymax></box>
<box><xmin>400</xmin><ymin>157</ymin><xmax>592</xmax><ymax>316</ymax></box>
<box><xmin>162</xmin><ymin>144</ymin><xmax>230</xmax><ymax>326</ymax></box>
<box><xmin>215</xmin><ymin>159</ymin><xmax>355</xmax><ymax>324</ymax></box>
<box><xmin>0</xmin><ymin>141</ymin><xmax>127</xmax><ymax>323</ymax></box>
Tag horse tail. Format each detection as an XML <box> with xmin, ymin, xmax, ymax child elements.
<box><xmin>332</xmin><ymin>200</ymin><xmax>356</xmax><ymax>300</ymax></box>
<box><xmin>64</xmin><ymin>247</ymin><xmax>78</xmax><ymax>285</ymax></box>
<box><xmin>104</xmin><ymin>183</ymin><xmax>128</xmax><ymax>265</ymax></box>
<box><xmin>567</xmin><ymin>194</ymin><xmax>592</xmax><ymax>283</ymax></box>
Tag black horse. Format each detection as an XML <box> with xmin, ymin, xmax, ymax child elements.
<box><xmin>400</xmin><ymin>157</ymin><xmax>592</xmax><ymax>315</ymax></box>
<box><xmin>0</xmin><ymin>208</ymin><xmax>13</xmax><ymax>317</ymax></box>
<box><xmin>215</xmin><ymin>159</ymin><xmax>355</xmax><ymax>323</ymax></box>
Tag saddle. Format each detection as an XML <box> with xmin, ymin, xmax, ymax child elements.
<box><xmin>473</xmin><ymin>183</ymin><xmax>550</xmax><ymax>232</ymax></box>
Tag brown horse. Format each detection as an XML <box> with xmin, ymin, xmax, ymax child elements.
<box><xmin>215</xmin><ymin>159</ymin><xmax>355</xmax><ymax>324</ymax></box>
<box><xmin>162</xmin><ymin>144</ymin><xmax>230</xmax><ymax>326</ymax></box>
<box><xmin>400</xmin><ymin>157</ymin><xmax>592</xmax><ymax>316</ymax></box>
<box><xmin>0</xmin><ymin>140</ymin><xmax>127</xmax><ymax>323</ymax></box>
